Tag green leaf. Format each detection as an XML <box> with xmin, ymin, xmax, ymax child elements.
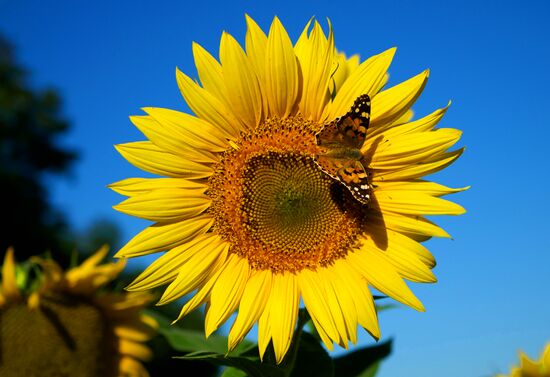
<box><xmin>155</xmin><ymin>313</ymin><xmax>262</xmax><ymax>374</ymax></box>
<box><xmin>359</xmin><ymin>362</ymin><xmax>380</xmax><ymax>377</ymax></box>
<box><xmin>147</xmin><ymin>311</ymin><xmax>231</xmax><ymax>354</ymax></box>
<box><xmin>289</xmin><ymin>332</ymin><xmax>334</xmax><ymax>377</ymax></box>
<box><xmin>161</xmin><ymin>327</ymin><xmax>229</xmax><ymax>353</ymax></box>
<box><xmin>145</xmin><ymin>309</ymin><xmax>252</xmax><ymax>354</ymax></box>
<box><xmin>161</xmin><ymin>326</ymin><xmax>253</xmax><ymax>355</ymax></box>
<box><xmin>177</xmin><ymin>351</ymin><xmax>285</xmax><ymax>377</ymax></box>
<box><xmin>220</xmin><ymin>367</ymin><xmax>248</xmax><ymax>377</ymax></box>
<box><xmin>333</xmin><ymin>339</ymin><xmax>392</xmax><ymax>377</ymax></box>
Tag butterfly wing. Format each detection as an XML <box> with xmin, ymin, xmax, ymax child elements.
<box><xmin>316</xmin><ymin>94</ymin><xmax>371</xmax><ymax>150</ymax></box>
<box><xmin>314</xmin><ymin>153</ymin><xmax>345</xmax><ymax>179</ymax></box>
<box><xmin>314</xmin><ymin>94</ymin><xmax>372</xmax><ymax>204</ymax></box>
<box><xmin>337</xmin><ymin>160</ymin><xmax>371</xmax><ymax>204</ymax></box>
<box><xmin>335</xmin><ymin>94</ymin><xmax>371</xmax><ymax>150</ymax></box>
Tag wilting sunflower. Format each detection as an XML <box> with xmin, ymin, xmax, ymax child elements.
<box><xmin>0</xmin><ymin>247</ymin><xmax>157</xmax><ymax>377</ymax></box>
<box><xmin>111</xmin><ymin>16</ymin><xmax>466</xmax><ymax>363</ymax></box>
<box><xmin>497</xmin><ymin>343</ymin><xmax>550</xmax><ymax>377</ymax></box>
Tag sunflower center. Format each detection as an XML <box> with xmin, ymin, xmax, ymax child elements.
<box><xmin>209</xmin><ymin>116</ymin><xmax>365</xmax><ymax>274</ymax></box>
<box><xmin>0</xmin><ymin>294</ymin><xmax>117</xmax><ymax>377</ymax></box>
<box><xmin>243</xmin><ymin>153</ymin><xmax>341</xmax><ymax>250</ymax></box>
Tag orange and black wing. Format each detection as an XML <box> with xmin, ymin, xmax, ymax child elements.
<box><xmin>314</xmin><ymin>94</ymin><xmax>372</xmax><ymax>204</ymax></box>
<box><xmin>336</xmin><ymin>160</ymin><xmax>371</xmax><ymax>204</ymax></box>
<box><xmin>316</xmin><ymin>94</ymin><xmax>371</xmax><ymax>150</ymax></box>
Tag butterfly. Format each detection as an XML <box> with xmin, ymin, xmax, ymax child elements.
<box><xmin>314</xmin><ymin>94</ymin><xmax>371</xmax><ymax>204</ymax></box>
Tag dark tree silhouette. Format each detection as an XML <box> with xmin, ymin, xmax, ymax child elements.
<box><xmin>0</xmin><ymin>35</ymin><xmax>77</xmax><ymax>262</ymax></box>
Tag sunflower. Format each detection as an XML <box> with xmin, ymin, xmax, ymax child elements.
<box><xmin>111</xmin><ymin>16</ymin><xmax>466</xmax><ymax>363</ymax></box>
<box><xmin>497</xmin><ymin>343</ymin><xmax>550</xmax><ymax>377</ymax></box>
<box><xmin>0</xmin><ymin>247</ymin><xmax>157</xmax><ymax>377</ymax></box>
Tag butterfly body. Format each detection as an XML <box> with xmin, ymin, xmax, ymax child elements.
<box><xmin>314</xmin><ymin>94</ymin><xmax>371</xmax><ymax>204</ymax></box>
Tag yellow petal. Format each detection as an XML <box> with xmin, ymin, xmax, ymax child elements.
<box><xmin>270</xmin><ymin>273</ymin><xmax>300</xmax><ymax>364</ymax></box>
<box><xmin>115</xmin><ymin>142</ymin><xmax>213</xmax><ymax>179</ymax></box>
<box><xmin>176</xmin><ymin>68</ymin><xmax>242</xmax><ymax>139</ymax></box>
<box><xmin>113</xmin><ymin>188</ymin><xmax>210</xmax><ymax>222</ymax></box>
<box><xmin>349</xmin><ymin>250</ymin><xmax>425</xmax><ymax>312</ymax></box>
<box><xmin>391</xmin><ymin>108</ymin><xmax>414</xmax><ymax>126</ymax></box>
<box><xmin>192</xmin><ymin>42</ymin><xmax>229</xmax><ymax>106</ymax></box>
<box><xmin>173</xmin><ymin>247</ymin><xmax>229</xmax><ymax>323</ymax></box>
<box><xmin>118</xmin><ymin>338</ymin><xmax>153</xmax><ymax>361</ymax></box>
<box><xmin>329</xmin><ymin>52</ymin><xmax>359</xmax><ymax>100</ymax></box>
<box><xmin>118</xmin><ymin>356</ymin><xmax>150</xmax><ymax>377</ymax></box>
<box><xmin>309</xmin><ymin>314</ymin><xmax>335</xmax><ymax>351</ymax></box>
<box><xmin>519</xmin><ymin>351</ymin><xmax>540</xmax><ymax>374</ymax></box>
<box><xmin>27</xmin><ymin>291</ymin><xmax>40</xmax><ymax>310</ymax></box>
<box><xmin>367</xmin><ymin>102</ymin><xmax>450</xmax><ymax>140</ymax></box>
<box><xmin>220</xmin><ymin>32</ymin><xmax>263</xmax><ymax>129</ymax></box>
<box><xmin>98</xmin><ymin>291</ymin><xmax>153</xmax><ymax>317</ymax></box>
<box><xmin>66</xmin><ymin>260</ymin><xmax>126</xmax><ymax>294</ymax></box>
<box><xmin>370</xmin><ymin>70</ymin><xmax>429</xmax><ymax>129</ymax></box>
<box><xmin>245</xmin><ymin>15</ymin><xmax>268</xmax><ymax>78</ymax></box>
<box><xmin>205</xmin><ymin>255</ymin><xmax>250</xmax><ymax>337</ymax></box>
<box><xmin>1</xmin><ymin>248</ymin><xmax>20</xmax><ymax>301</ymax></box>
<box><xmin>375</xmin><ymin>190</ymin><xmax>466</xmax><ymax>216</ymax></box>
<box><xmin>115</xmin><ymin>215</ymin><xmax>213</xmax><ymax>258</ymax></box>
<box><xmin>293</xmin><ymin>17</ymin><xmax>313</xmax><ymax>56</ymax></box>
<box><xmin>299</xmin><ymin>268</ymin><xmax>339</xmax><ymax>346</ymax></box>
<box><xmin>113</xmin><ymin>318</ymin><xmax>157</xmax><ymax>342</ymax></box>
<box><xmin>140</xmin><ymin>314</ymin><xmax>160</xmax><ymax>331</ymax></box>
<box><xmin>158</xmin><ymin>240</ymin><xmax>228</xmax><ymax>306</ymax></box>
<box><xmin>65</xmin><ymin>245</ymin><xmax>118</xmax><ymax>292</ymax></box>
<box><xmin>130</xmin><ymin>114</ymin><xmax>219</xmax><ymax>163</ymax></box>
<box><xmin>328</xmin><ymin>273</ymin><xmax>357</xmax><ymax>347</ymax></box>
<box><xmin>127</xmin><ymin>234</ymin><xmax>222</xmax><ymax>292</ymax></box>
<box><xmin>244</xmin><ymin>14</ymin><xmax>269</xmax><ymax>116</ymax></box>
<box><xmin>295</xmin><ymin>20</ymin><xmax>335</xmax><ymax>121</ymax></box>
<box><xmin>318</xmin><ymin>268</ymin><xmax>350</xmax><ymax>348</ymax></box>
<box><xmin>323</xmin><ymin>266</ymin><xmax>358</xmax><ymax>345</ymax></box>
<box><xmin>228</xmin><ymin>270</ymin><xmax>272</xmax><ymax>351</ymax></box>
<box><xmin>264</xmin><ymin>16</ymin><xmax>300</xmax><ymax>118</ymax></box>
<box><xmin>542</xmin><ymin>343</ymin><xmax>550</xmax><ymax>368</ymax></box>
<box><xmin>361</xmin><ymin>232</ymin><xmax>436</xmax><ymax>283</ymax></box>
<box><xmin>375</xmin><ymin>180</ymin><xmax>469</xmax><ymax>197</ymax></box>
<box><xmin>367</xmin><ymin>128</ymin><xmax>462</xmax><ymax>169</ymax></box>
<box><xmin>325</xmin><ymin>47</ymin><xmax>395</xmax><ymax>120</ymax></box>
<box><xmin>257</xmin><ymin>290</ymin><xmax>273</xmax><ymax>360</ymax></box>
<box><xmin>408</xmin><ymin>242</ymin><xmax>436</xmax><ymax>269</ymax></box>
<box><xmin>366</xmin><ymin>220</ymin><xmax>436</xmax><ymax>269</ymax></box>
<box><xmin>373</xmin><ymin>148</ymin><xmax>464</xmax><ymax>181</ymax></box>
<box><xmin>143</xmin><ymin>108</ymin><xmax>228</xmax><ymax>152</ymax></box>
<box><xmin>109</xmin><ymin>177</ymin><xmax>207</xmax><ymax>197</ymax></box>
<box><xmin>333</xmin><ymin>261</ymin><xmax>380</xmax><ymax>339</ymax></box>
<box><xmin>376</xmin><ymin>211</ymin><xmax>451</xmax><ymax>238</ymax></box>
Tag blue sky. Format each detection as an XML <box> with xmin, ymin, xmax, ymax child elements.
<box><xmin>2</xmin><ymin>0</ymin><xmax>549</xmax><ymax>375</ymax></box>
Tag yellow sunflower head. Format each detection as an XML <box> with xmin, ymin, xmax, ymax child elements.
<box><xmin>111</xmin><ymin>16</ymin><xmax>466</xmax><ymax>363</ymax></box>
<box><xmin>0</xmin><ymin>247</ymin><xmax>157</xmax><ymax>377</ymax></box>
<box><xmin>497</xmin><ymin>343</ymin><xmax>550</xmax><ymax>377</ymax></box>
